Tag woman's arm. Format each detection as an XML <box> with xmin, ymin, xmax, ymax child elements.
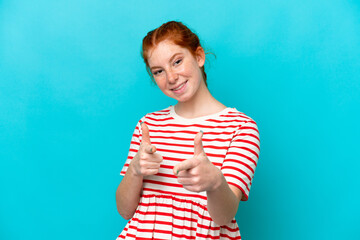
<box><xmin>173</xmin><ymin>131</ymin><xmax>243</xmax><ymax>225</ymax></box>
<box><xmin>116</xmin><ymin>123</ymin><xmax>163</xmax><ymax>219</ymax></box>
<box><xmin>115</xmin><ymin>163</ymin><xmax>144</xmax><ymax>220</ymax></box>
<box><xmin>174</xmin><ymin>157</ymin><xmax>242</xmax><ymax>225</ymax></box>
<box><xmin>208</xmin><ymin>120</ymin><xmax>260</xmax><ymax>225</ymax></box>
<box><xmin>206</xmin><ymin>169</ymin><xmax>242</xmax><ymax>225</ymax></box>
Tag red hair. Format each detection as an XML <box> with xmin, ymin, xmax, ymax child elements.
<box><xmin>141</xmin><ymin>21</ymin><xmax>208</xmax><ymax>86</ymax></box>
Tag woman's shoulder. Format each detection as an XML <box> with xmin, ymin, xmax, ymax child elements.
<box><xmin>140</xmin><ymin>106</ymin><xmax>172</xmax><ymax>121</ymax></box>
<box><xmin>220</xmin><ymin>107</ymin><xmax>257</xmax><ymax>124</ymax></box>
<box><xmin>220</xmin><ymin>108</ymin><xmax>259</xmax><ymax>140</ymax></box>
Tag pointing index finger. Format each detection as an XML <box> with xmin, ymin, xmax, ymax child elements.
<box><xmin>141</xmin><ymin>122</ymin><xmax>151</xmax><ymax>145</ymax></box>
<box><xmin>173</xmin><ymin>158</ymin><xmax>198</xmax><ymax>175</ymax></box>
<box><xmin>145</xmin><ymin>145</ymin><xmax>157</xmax><ymax>154</ymax></box>
<box><xmin>193</xmin><ymin>130</ymin><xmax>204</xmax><ymax>156</ymax></box>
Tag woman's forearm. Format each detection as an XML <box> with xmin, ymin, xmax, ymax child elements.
<box><xmin>115</xmin><ymin>164</ymin><xmax>143</xmax><ymax>220</ymax></box>
<box><xmin>116</xmin><ymin>123</ymin><xmax>163</xmax><ymax>220</ymax></box>
<box><xmin>206</xmin><ymin>169</ymin><xmax>241</xmax><ymax>226</ymax></box>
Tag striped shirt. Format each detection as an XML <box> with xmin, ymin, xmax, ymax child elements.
<box><xmin>117</xmin><ymin>105</ymin><xmax>260</xmax><ymax>240</ymax></box>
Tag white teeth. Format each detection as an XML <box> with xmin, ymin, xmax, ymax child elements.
<box><xmin>173</xmin><ymin>82</ymin><xmax>186</xmax><ymax>91</ymax></box>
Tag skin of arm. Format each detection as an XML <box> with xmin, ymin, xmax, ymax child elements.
<box><xmin>206</xmin><ymin>168</ymin><xmax>243</xmax><ymax>226</ymax></box>
<box><xmin>116</xmin><ymin>163</ymin><xmax>144</xmax><ymax>220</ymax></box>
<box><xmin>115</xmin><ymin>123</ymin><xmax>162</xmax><ymax>220</ymax></box>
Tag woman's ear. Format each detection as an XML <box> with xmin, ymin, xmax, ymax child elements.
<box><xmin>195</xmin><ymin>47</ymin><xmax>205</xmax><ymax>68</ymax></box>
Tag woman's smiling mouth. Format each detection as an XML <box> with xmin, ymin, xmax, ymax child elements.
<box><xmin>171</xmin><ymin>80</ymin><xmax>188</xmax><ymax>92</ymax></box>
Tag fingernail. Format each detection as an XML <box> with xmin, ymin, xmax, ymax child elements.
<box><xmin>140</xmin><ymin>121</ymin><xmax>143</xmax><ymax>125</ymax></box>
<box><xmin>200</xmin><ymin>130</ymin><xmax>203</xmax><ymax>133</ymax></box>
<box><xmin>176</xmin><ymin>170</ymin><xmax>179</xmax><ymax>175</ymax></box>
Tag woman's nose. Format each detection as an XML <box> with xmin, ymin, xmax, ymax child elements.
<box><xmin>167</xmin><ymin>69</ymin><xmax>178</xmax><ymax>83</ymax></box>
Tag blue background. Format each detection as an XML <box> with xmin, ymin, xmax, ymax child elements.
<box><xmin>1</xmin><ymin>0</ymin><xmax>359</xmax><ymax>239</ymax></box>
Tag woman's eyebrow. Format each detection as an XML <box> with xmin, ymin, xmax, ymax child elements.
<box><xmin>169</xmin><ymin>53</ymin><xmax>182</xmax><ymax>63</ymax></box>
<box><xmin>150</xmin><ymin>53</ymin><xmax>183</xmax><ymax>70</ymax></box>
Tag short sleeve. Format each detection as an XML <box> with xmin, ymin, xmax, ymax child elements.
<box><xmin>120</xmin><ymin>119</ymin><xmax>143</xmax><ymax>176</ymax></box>
<box><xmin>221</xmin><ymin>120</ymin><xmax>260</xmax><ymax>201</ymax></box>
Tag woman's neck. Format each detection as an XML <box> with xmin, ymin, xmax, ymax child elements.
<box><xmin>174</xmin><ymin>82</ymin><xmax>226</xmax><ymax>119</ymax></box>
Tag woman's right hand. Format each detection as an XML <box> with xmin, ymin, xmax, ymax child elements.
<box><xmin>130</xmin><ymin>122</ymin><xmax>163</xmax><ymax>176</ymax></box>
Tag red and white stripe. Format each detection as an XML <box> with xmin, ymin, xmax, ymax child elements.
<box><xmin>117</xmin><ymin>106</ymin><xmax>260</xmax><ymax>239</ymax></box>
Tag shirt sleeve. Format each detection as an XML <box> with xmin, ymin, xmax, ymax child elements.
<box><xmin>221</xmin><ymin>120</ymin><xmax>260</xmax><ymax>201</ymax></box>
<box><xmin>120</xmin><ymin>119</ymin><xmax>143</xmax><ymax>176</ymax></box>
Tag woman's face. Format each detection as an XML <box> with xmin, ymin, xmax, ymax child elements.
<box><xmin>147</xmin><ymin>40</ymin><xmax>205</xmax><ymax>103</ymax></box>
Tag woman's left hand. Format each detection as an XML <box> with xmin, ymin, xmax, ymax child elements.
<box><xmin>173</xmin><ymin>131</ymin><xmax>222</xmax><ymax>193</ymax></box>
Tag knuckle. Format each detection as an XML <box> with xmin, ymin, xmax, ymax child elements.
<box><xmin>155</xmin><ymin>157</ymin><xmax>163</xmax><ymax>164</ymax></box>
<box><xmin>187</xmin><ymin>185</ymin><xmax>200</xmax><ymax>193</ymax></box>
<box><xmin>194</xmin><ymin>186</ymin><xmax>203</xmax><ymax>193</ymax></box>
<box><xmin>190</xmin><ymin>168</ymin><xmax>198</xmax><ymax>176</ymax></box>
<box><xmin>193</xmin><ymin>158</ymin><xmax>201</xmax><ymax>166</ymax></box>
<box><xmin>139</xmin><ymin>161</ymin><xmax>147</xmax><ymax>168</ymax></box>
<box><xmin>140</xmin><ymin>153</ymin><xmax>147</xmax><ymax>160</ymax></box>
<box><xmin>145</xmin><ymin>169</ymin><xmax>157</xmax><ymax>176</ymax></box>
<box><xmin>193</xmin><ymin>177</ymin><xmax>200</xmax><ymax>185</ymax></box>
<box><xmin>152</xmin><ymin>153</ymin><xmax>161</xmax><ymax>160</ymax></box>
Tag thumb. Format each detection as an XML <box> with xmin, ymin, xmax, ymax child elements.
<box><xmin>193</xmin><ymin>130</ymin><xmax>204</xmax><ymax>156</ymax></box>
<box><xmin>173</xmin><ymin>158</ymin><xmax>197</xmax><ymax>175</ymax></box>
<box><xmin>141</xmin><ymin>122</ymin><xmax>151</xmax><ymax>145</ymax></box>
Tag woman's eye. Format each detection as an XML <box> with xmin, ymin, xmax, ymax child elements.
<box><xmin>174</xmin><ymin>59</ymin><xmax>182</xmax><ymax>66</ymax></box>
<box><xmin>153</xmin><ymin>70</ymin><xmax>163</xmax><ymax>76</ymax></box>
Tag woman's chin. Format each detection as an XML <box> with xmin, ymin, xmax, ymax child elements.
<box><xmin>172</xmin><ymin>94</ymin><xmax>192</xmax><ymax>103</ymax></box>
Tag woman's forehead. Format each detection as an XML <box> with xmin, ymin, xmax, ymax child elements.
<box><xmin>148</xmin><ymin>41</ymin><xmax>188</xmax><ymax>65</ymax></box>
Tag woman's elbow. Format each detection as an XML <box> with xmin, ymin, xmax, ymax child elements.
<box><xmin>213</xmin><ymin>216</ymin><xmax>235</xmax><ymax>226</ymax></box>
<box><xmin>116</xmin><ymin>203</ymin><xmax>134</xmax><ymax>220</ymax></box>
<box><xmin>119</xmin><ymin>211</ymin><xmax>133</xmax><ymax>220</ymax></box>
<box><xmin>116</xmin><ymin>193</ymin><xmax>134</xmax><ymax>220</ymax></box>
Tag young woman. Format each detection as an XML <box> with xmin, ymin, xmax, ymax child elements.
<box><xmin>115</xmin><ymin>21</ymin><xmax>260</xmax><ymax>239</ymax></box>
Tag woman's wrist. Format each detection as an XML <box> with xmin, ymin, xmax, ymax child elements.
<box><xmin>207</xmin><ymin>166</ymin><xmax>225</xmax><ymax>192</ymax></box>
<box><xmin>128</xmin><ymin>160</ymin><xmax>144</xmax><ymax>179</ymax></box>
